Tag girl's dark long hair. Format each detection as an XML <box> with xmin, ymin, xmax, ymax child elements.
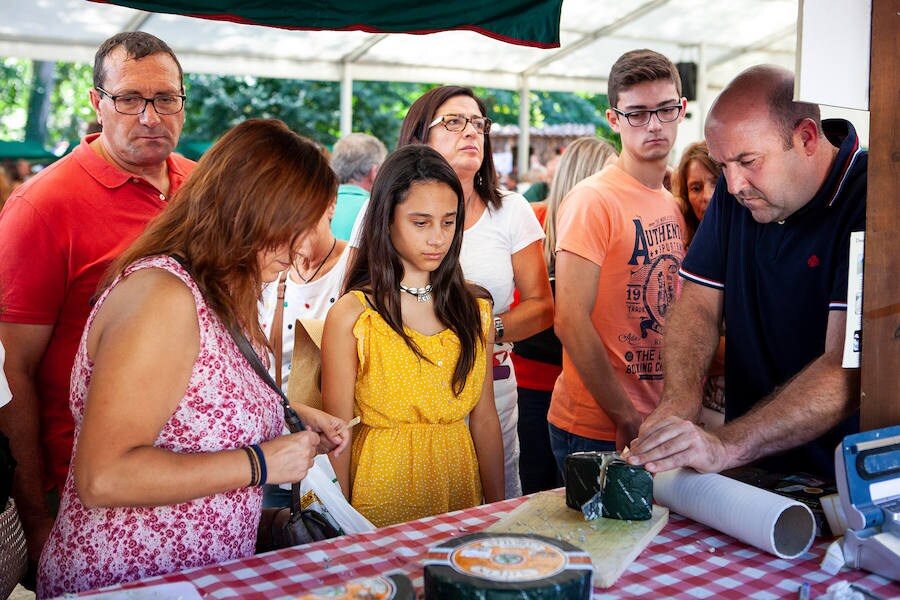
<box><xmin>105</xmin><ymin>118</ymin><xmax>337</xmax><ymax>348</ymax></box>
<box><xmin>397</xmin><ymin>85</ymin><xmax>502</xmax><ymax>211</ymax></box>
<box><xmin>344</xmin><ymin>144</ymin><xmax>486</xmax><ymax>395</ymax></box>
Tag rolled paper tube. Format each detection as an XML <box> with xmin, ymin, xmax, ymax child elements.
<box><xmin>654</xmin><ymin>468</ymin><xmax>816</xmax><ymax>559</ymax></box>
<box><xmin>601</xmin><ymin>460</ymin><xmax>653</xmax><ymax>521</ymax></box>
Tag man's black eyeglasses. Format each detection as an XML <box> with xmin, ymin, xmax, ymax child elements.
<box><xmin>96</xmin><ymin>87</ymin><xmax>186</xmax><ymax>115</ymax></box>
<box><xmin>612</xmin><ymin>104</ymin><xmax>682</xmax><ymax>127</ymax></box>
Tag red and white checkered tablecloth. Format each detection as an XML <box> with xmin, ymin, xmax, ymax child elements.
<box><xmin>88</xmin><ymin>497</ymin><xmax>899</xmax><ymax>599</ymax></box>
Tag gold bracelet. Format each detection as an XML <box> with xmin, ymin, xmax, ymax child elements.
<box><xmin>242</xmin><ymin>446</ymin><xmax>259</xmax><ymax>487</ymax></box>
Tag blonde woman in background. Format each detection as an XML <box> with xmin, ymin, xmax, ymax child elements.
<box><xmin>542</xmin><ymin>138</ymin><xmax>619</xmax><ymax>271</ymax></box>
<box><xmin>513</xmin><ymin>137</ymin><xmax>618</xmax><ymax>494</ymax></box>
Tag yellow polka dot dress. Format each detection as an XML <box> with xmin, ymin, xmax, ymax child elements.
<box><xmin>348</xmin><ymin>290</ymin><xmax>492</xmax><ymax>527</ymax></box>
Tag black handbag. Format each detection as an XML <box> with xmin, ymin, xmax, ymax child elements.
<box><xmin>255</xmin><ymin>483</ymin><xmax>340</xmax><ymax>552</ymax></box>
<box><xmin>169</xmin><ymin>255</ymin><xmax>340</xmax><ymax>550</ymax></box>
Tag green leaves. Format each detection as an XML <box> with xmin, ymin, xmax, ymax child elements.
<box><xmin>0</xmin><ymin>60</ymin><xmax>619</xmax><ymax>154</ymax></box>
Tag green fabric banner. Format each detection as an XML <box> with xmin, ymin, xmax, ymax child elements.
<box><xmin>88</xmin><ymin>0</ymin><xmax>563</xmax><ymax>48</ymax></box>
<box><xmin>0</xmin><ymin>140</ymin><xmax>57</xmax><ymax>161</ymax></box>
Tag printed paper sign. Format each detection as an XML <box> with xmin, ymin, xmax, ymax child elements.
<box><xmin>842</xmin><ymin>231</ymin><xmax>864</xmax><ymax>368</ymax></box>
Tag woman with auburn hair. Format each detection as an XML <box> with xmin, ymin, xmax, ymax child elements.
<box><xmin>672</xmin><ymin>140</ymin><xmax>722</xmax><ymax>246</ymax></box>
<box><xmin>390</xmin><ymin>86</ymin><xmax>554</xmax><ymax>499</ymax></box>
<box><xmin>37</xmin><ymin>119</ymin><xmax>350</xmax><ymax>598</ymax></box>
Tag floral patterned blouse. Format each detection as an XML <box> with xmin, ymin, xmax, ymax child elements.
<box><xmin>38</xmin><ymin>255</ymin><xmax>283</xmax><ymax>599</ymax></box>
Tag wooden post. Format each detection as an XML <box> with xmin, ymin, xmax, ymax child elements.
<box><xmin>860</xmin><ymin>0</ymin><xmax>900</xmax><ymax>430</ymax></box>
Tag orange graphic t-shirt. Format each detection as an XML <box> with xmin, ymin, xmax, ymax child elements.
<box><xmin>548</xmin><ymin>164</ymin><xmax>686</xmax><ymax>441</ymax></box>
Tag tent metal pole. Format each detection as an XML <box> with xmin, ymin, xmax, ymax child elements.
<box><xmin>697</xmin><ymin>42</ymin><xmax>707</xmax><ymax>132</ymax></box>
<box><xmin>517</xmin><ymin>75</ymin><xmax>530</xmax><ymax>178</ymax></box>
<box><xmin>340</xmin><ymin>62</ymin><xmax>353</xmax><ymax>138</ymax></box>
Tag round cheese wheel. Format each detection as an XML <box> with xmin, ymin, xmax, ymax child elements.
<box><xmin>423</xmin><ymin>533</ymin><xmax>593</xmax><ymax>598</ymax></box>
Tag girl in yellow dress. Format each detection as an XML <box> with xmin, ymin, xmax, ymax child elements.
<box><xmin>322</xmin><ymin>145</ymin><xmax>505</xmax><ymax>527</ymax></box>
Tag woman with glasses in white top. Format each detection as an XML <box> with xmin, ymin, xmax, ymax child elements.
<box><xmin>350</xmin><ymin>86</ymin><xmax>553</xmax><ymax>498</ymax></box>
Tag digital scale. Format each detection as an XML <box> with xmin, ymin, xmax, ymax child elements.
<box><xmin>835</xmin><ymin>424</ymin><xmax>900</xmax><ymax>581</ymax></box>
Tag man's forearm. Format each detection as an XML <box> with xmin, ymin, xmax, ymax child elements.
<box><xmin>716</xmin><ymin>353</ymin><xmax>858</xmax><ymax>469</ymax></box>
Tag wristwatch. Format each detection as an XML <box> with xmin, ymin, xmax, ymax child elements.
<box><xmin>493</xmin><ymin>315</ymin><xmax>505</xmax><ymax>341</ymax></box>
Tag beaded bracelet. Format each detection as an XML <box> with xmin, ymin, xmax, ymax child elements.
<box><xmin>242</xmin><ymin>446</ymin><xmax>259</xmax><ymax>487</ymax></box>
<box><xmin>249</xmin><ymin>444</ymin><xmax>267</xmax><ymax>487</ymax></box>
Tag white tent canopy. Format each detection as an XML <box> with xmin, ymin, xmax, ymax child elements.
<box><xmin>0</xmin><ymin>0</ymin><xmax>868</xmax><ymax>171</ymax></box>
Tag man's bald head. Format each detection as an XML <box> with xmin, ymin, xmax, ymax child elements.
<box><xmin>707</xmin><ymin>65</ymin><xmax>821</xmax><ymax>149</ymax></box>
<box><xmin>703</xmin><ymin>65</ymin><xmax>833</xmax><ymax>224</ymax></box>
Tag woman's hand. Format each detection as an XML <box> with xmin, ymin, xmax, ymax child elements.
<box><xmin>296</xmin><ymin>405</ymin><xmax>351</xmax><ymax>456</ymax></box>
<box><xmin>259</xmin><ymin>430</ymin><xmax>320</xmax><ymax>485</ymax></box>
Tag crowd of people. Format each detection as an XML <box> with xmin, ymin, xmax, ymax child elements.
<box><xmin>0</xmin><ymin>30</ymin><xmax>867</xmax><ymax>598</ymax></box>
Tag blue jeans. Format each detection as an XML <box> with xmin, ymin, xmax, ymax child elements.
<box><xmin>262</xmin><ymin>483</ymin><xmax>292</xmax><ymax>509</ymax></box>
<box><xmin>548</xmin><ymin>422</ymin><xmax>615</xmax><ymax>483</ymax></box>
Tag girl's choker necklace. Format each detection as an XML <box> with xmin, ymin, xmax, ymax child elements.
<box><xmin>399</xmin><ymin>283</ymin><xmax>433</xmax><ymax>302</ymax></box>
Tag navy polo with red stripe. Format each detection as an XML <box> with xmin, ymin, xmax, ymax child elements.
<box><xmin>680</xmin><ymin>119</ymin><xmax>867</xmax><ymax>478</ymax></box>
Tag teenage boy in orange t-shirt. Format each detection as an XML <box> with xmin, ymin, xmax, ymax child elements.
<box><xmin>548</xmin><ymin>49</ymin><xmax>687</xmax><ymax>475</ymax></box>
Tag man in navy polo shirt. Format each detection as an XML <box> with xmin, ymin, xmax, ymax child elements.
<box><xmin>627</xmin><ymin>65</ymin><xmax>866</xmax><ymax>479</ymax></box>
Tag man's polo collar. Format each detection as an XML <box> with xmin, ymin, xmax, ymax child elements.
<box><xmin>73</xmin><ymin>133</ymin><xmax>131</xmax><ymax>189</ymax></box>
<box><xmin>815</xmin><ymin>119</ymin><xmax>864</xmax><ymax>209</ymax></box>
<box><xmin>73</xmin><ymin>133</ymin><xmax>187</xmax><ymax>190</ymax></box>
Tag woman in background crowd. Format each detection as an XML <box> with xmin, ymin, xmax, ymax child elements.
<box><xmin>513</xmin><ymin>137</ymin><xmax>618</xmax><ymax>493</ymax></box>
<box><xmin>672</xmin><ymin>140</ymin><xmax>721</xmax><ymax>246</ymax></box>
<box><xmin>38</xmin><ymin>119</ymin><xmax>348</xmax><ymax>598</ymax></box>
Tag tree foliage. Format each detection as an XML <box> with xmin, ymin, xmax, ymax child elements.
<box><xmin>180</xmin><ymin>76</ymin><xmax>431</xmax><ymax>149</ymax></box>
<box><xmin>0</xmin><ymin>59</ymin><xmax>34</xmax><ymax>136</ymax></box>
<box><xmin>0</xmin><ymin>57</ymin><xmax>617</xmax><ymax>152</ymax></box>
<box><xmin>49</xmin><ymin>62</ymin><xmax>95</xmax><ymax>143</ymax></box>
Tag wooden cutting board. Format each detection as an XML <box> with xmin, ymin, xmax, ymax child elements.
<box><xmin>487</xmin><ymin>490</ymin><xmax>668</xmax><ymax>588</ymax></box>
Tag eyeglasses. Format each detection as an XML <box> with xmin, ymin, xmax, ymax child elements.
<box><xmin>96</xmin><ymin>87</ymin><xmax>186</xmax><ymax>115</ymax></box>
<box><xmin>612</xmin><ymin>104</ymin><xmax>682</xmax><ymax>127</ymax></box>
<box><xmin>429</xmin><ymin>114</ymin><xmax>492</xmax><ymax>134</ymax></box>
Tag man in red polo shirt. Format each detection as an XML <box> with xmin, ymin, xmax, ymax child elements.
<box><xmin>0</xmin><ymin>31</ymin><xmax>195</xmax><ymax>581</ymax></box>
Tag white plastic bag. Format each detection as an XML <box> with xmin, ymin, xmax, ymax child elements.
<box><xmin>298</xmin><ymin>455</ymin><xmax>375</xmax><ymax>535</ymax></box>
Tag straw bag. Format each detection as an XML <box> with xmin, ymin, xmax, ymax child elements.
<box><xmin>0</xmin><ymin>498</ymin><xmax>27</xmax><ymax>599</ymax></box>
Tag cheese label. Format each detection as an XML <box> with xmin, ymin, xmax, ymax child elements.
<box><xmin>425</xmin><ymin>533</ymin><xmax>594</xmax><ymax>599</ymax></box>
<box><xmin>296</xmin><ymin>575</ymin><xmax>397</xmax><ymax>599</ymax></box>
<box><xmin>440</xmin><ymin>536</ymin><xmax>568</xmax><ymax>582</ymax></box>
